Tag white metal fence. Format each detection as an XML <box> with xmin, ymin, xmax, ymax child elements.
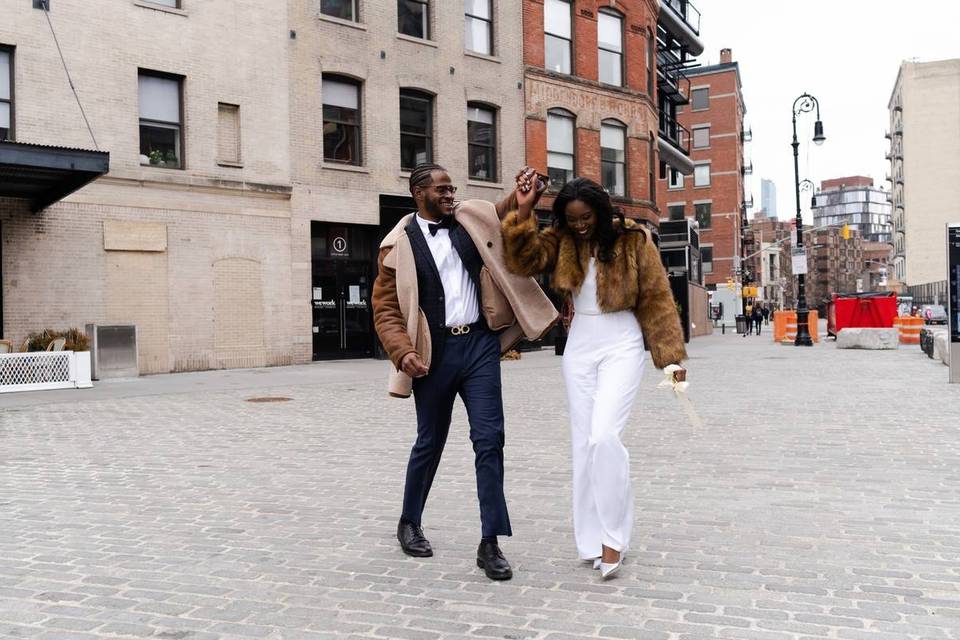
<box><xmin>0</xmin><ymin>351</ymin><xmax>93</xmax><ymax>394</ymax></box>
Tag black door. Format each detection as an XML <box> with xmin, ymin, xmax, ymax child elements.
<box><xmin>312</xmin><ymin>223</ymin><xmax>375</xmax><ymax>360</ymax></box>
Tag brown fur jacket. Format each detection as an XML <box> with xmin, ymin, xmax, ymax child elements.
<box><xmin>501</xmin><ymin>211</ymin><xmax>687</xmax><ymax>369</ymax></box>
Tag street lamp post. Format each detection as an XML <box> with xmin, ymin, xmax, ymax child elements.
<box><xmin>791</xmin><ymin>93</ymin><xmax>826</xmax><ymax>346</ymax></box>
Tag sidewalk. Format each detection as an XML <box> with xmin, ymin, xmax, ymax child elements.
<box><xmin>1</xmin><ymin>331</ymin><xmax>959</xmax><ymax>639</ymax></box>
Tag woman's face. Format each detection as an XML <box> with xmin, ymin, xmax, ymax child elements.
<box><xmin>564</xmin><ymin>199</ymin><xmax>597</xmax><ymax>240</ymax></box>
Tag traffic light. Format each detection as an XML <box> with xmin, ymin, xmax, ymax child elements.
<box><xmin>841</xmin><ymin>224</ymin><xmax>851</xmax><ymax>240</ymax></box>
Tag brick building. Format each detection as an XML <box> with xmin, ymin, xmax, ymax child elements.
<box><xmin>805</xmin><ymin>226</ymin><xmax>865</xmax><ymax>312</ymax></box>
<box><xmin>522</xmin><ymin>0</ymin><xmax>702</xmax><ymax>228</ymax></box>
<box><xmin>744</xmin><ymin>210</ymin><xmax>793</xmax><ymax>310</ymax></box>
<box><xmin>1</xmin><ymin>1</ymin><xmax>527</xmax><ymax>370</ymax></box>
<box><xmin>1</xmin><ymin>0</ymin><xmax>294</xmax><ymax>373</ymax></box>
<box><xmin>292</xmin><ymin>0</ymin><xmax>525</xmax><ymax>360</ymax></box>
<box><xmin>656</xmin><ymin>47</ymin><xmax>748</xmax><ymax>289</ymax></box>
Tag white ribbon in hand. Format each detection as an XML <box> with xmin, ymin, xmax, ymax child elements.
<box><xmin>657</xmin><ymin>364</ymin><xmax>703</xmax><ymax>428</ymax></box>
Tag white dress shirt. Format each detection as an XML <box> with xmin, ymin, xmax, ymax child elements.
<box><xmin>416</xmin><ymin>214</ymin><xmax>480</xmax><ymax>327</ymax></box>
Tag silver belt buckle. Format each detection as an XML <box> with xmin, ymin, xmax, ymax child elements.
<box><xmin>450</xmin><ymin>324</ymin><xmax>471</xmax><ymax>336</ymax></box>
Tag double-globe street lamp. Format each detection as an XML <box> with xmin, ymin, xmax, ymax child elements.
<box><xmin>791</xmin><ymin>93</ymin><xmax>826</xmax><ymax>346</ymax></box>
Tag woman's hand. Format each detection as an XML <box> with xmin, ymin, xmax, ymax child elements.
<box><xmin>514</xmin><ymin>167</ymin><xmax>546</xmax><ymax>221</ymax></box>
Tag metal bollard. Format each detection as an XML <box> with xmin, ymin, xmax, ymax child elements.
<box><xmin>722</xmin><ymin>323</ymin><xmax>725</xmax><ymax>334</ymax></box>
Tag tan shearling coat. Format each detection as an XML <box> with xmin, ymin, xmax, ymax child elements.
<box><xmin>373</xmin><ymin>199</ymin><xmax>559</xmax><ymax>398</ymax></box>
<box><xmin>500</xmin><ymin>211</ymin><xmax>687</xmax><ymax>369</ymax></box>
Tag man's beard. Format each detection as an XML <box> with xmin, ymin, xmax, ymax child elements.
<box><xmin>424</xmin><ymin>198</ymin><xmax>450</xmax><ymax>218</ymax></box>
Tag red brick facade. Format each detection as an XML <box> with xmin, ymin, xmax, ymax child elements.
<box><xmin>655</xmin><ymin>52</ymin><xmax>747</xmax><ymax>288</ymax></box>
<box><xmin>522</xmin><ymin>0</ymin><xmax>661</xmax><ymax>226</ymax></box>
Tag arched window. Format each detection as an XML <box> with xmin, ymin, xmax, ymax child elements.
<box><xmin>547</xmin><ymin>108</ymin><xmax>575</xmax><ymax>188</ymax></box>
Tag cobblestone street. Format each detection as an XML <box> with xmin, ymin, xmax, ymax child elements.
<box><xmin>2</xmin><ymin>329</ymin><xmax>960</xmax><ymax>639</ymax></box>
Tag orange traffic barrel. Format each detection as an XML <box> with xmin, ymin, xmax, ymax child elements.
<box><xmin>898</xmin><ymin>316</ymin><xmax>922</xmax><ymax>344</ymax></box>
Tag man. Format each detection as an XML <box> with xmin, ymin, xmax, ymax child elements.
<box><xmin>372</xmin><ymin>164</ymin><xmax>557</xmax><ymax>581</ymax></box>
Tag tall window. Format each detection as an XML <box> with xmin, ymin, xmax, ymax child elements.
<box><xmin>544</xmin><ymin>0</ymin><xmax>572</xmax><ymax>74</ymax></box>
<box><xmin>138</xmin><ymin>71</ymin><xmax>183</xmax><ymax>169</ymax></box>
<box><xmin>646</xmin><ymin>31</ymin><xmax>654</xmax><ymax>96</ymax></box>
<box><xmin>691</xmin><ymin>87</ymin><xmax>709</xmax><ymax>110</ymax></box>
<box><xmin>322</xmin><ymin>76</ymin><xmax>362</xmax><ymax>165</ymax></box>
<box><xmin>600</xmin><ymin>120</ymin><xmax>626</xmax><ymax>197</ymax></box>
<box><xmin>701</xmin><ymin>246</ymin><xmax>713</xmax><ymax>273</ymax></box>
<box><xmin>668</xmin><ymin>168</ymin><xmax>684</xmax><ymax>189</ymax></box>
<box><xmin>467</xmin><ymin>103</ymin><xmax>497</xmax><ymax>181</ymax></box>
<box><xmin>694</xmin><ymin>162</ymin><xmax>710</xmax><ymax>186</ymax></box>
<box><xmin>322</xmin><ymin>0</ymin><xmax>357</xmax><ymax>21</ymax></box>
<box><xmin>400</xmin><ymin>89</ymin><xmax>433</xmax><ymax>170</ymax></box>
<box><xmin>597</xmin><ymin>10</ymin><xmax>623</xmax><ymax>86</ymax></box>
<box><xmin>695</xmin><ymin>202</ymin><xmax>712</xmax><ymax>229</ymax></box>
<box><xmin>0</xmin><ymin>48</ymin><xmax>11</xmax><ymax>141</ymax></box>
<box><xmin>692</xmin><ymin>125</ymin><xmax>710</xmax><ymax>149</ymax></box>
<box><xmin>398</xmin><ymin>0</ymin><xmax>429</xmax><ymax>39</ymax></box>
<box><xmin>546</xmin><ymin>109</ymin><xmax>575</xmax><ymax>189</ymax></box>
<box><xmin>465</xmin><ymin>0</ymin><xmax>493</xmax><ymax>55</ymax></box>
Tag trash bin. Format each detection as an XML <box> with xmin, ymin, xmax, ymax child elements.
<box><xmin>735</xmin><ymin>314</ymin><xmax>748</xmax><ymax>335</ymax></box>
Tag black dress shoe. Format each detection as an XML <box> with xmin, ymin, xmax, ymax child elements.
<box><xmin>476</xmin><ymin>539</ymin><xmax>512</xmax><ymax>580</ymax></box>
<box><xmin>397</xmin><ymin>519</ymin><xmax>433</xmax><ymax>557</ymax></box>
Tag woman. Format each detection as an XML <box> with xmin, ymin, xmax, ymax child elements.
<box><xmin>502</xmin><ymin>176</ymin><xmax>687</xmax><ymax>579</ymax></box>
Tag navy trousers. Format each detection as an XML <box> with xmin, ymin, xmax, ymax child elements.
<box><xmin>401</xmin><ymin>328</ymin><xmax>512</xmax><ymax>538</ymax></box>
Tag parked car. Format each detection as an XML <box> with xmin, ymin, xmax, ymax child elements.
<box><xmin>921</xmin><ymin>304</ymin><xmax>948</xmax><ymax>325</ymax></box>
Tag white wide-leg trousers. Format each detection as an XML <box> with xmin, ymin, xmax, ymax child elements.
<box><xmin>561</xmin><ymin>310</ymin><xmax>645</xmax><ymax>560</ymax></box>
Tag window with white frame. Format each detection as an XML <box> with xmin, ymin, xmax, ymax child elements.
<box><xmin>398</xmin><ymin>0</ymin><xmax>429</xmax><ymax>39</ymax></box>
<box><xmin>668</xmin><ymin>167</ymin><xmax>684</xmax><ymax>189</ymax></box>
<box><xmin>597</xmin><ymin>9</ymin><xmax>623</xmax><ymax>86</ymax></box>
<box><xmin>692</xmin><ymin>125</ymin><xmax>710</xmax><ymax>149</ymax></box>
<box><xmin>0</xmin><ymin>47</ymin><xmax>11</xmax><ymax>141</ymax></box>
<box><xmin>467</xmin><ymin>102</ymin><xmax>497</xmax><ymax>181</ymax></box>
<box><xmin>465</xmin><ymin>0</ymin><xmax>493</xmax><ymax>55</ymax></box>
<box><xmin>547</xmin><ymin>108</ymin><xmax>575</xmax><ymax>188</ymax></box>
<box><xmin>322</xmin><ymin>75</ymin><xmax>362</xmax><ymax>165</ymax></box>
<box><xmin>694</xmin><ymin>162</ymin><xmax>710</xmax><ymax>186</ymax></box>
<box><xmin>668</xmin><ymin>204</ymin><xmax>685</xmax><ymax>221</ymax></box>
<box><xmin>139</xmin><ymin>71</ymin><xmax>183</xmax><ymax>169</ymax></box>
<box><xmin>322</xmin><ymin>0</ymin><xmax>357</xmax><ymax>21</ymax></box>
<box><xmin>544</xmin><ymin>0</ymin><xmax>572</xmax><ymax>74</ymax></box>
<box><xmin>600</xmin><ymin>120</ymin><xmax>626</xmax><ymax>197</ymax></box>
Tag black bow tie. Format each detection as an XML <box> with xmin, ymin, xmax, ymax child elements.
<box><xmin>428</xmin><ymin>216</ymin><xmax>454</xmax><ymax>236</ymax></box>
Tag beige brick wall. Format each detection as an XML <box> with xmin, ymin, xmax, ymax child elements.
<box><xmin>287</xmin><ymin>0</ymin><xmax>527</xmax><ymax>363</ymax></box>
<box><xmin>0</xmin><ymin>1</ymin><xmax>294</xmax><ymax>373</ymax></box>
<box><xmin>1</xmin><ymin>1</ymin><xmax>528</xmax><ymax>370</ymax></box>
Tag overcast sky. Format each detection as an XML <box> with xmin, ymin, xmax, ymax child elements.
<box><xmin>694</xmin><ymin>0</ymin><xmax>960</xmax><ymax>224</ymax></box>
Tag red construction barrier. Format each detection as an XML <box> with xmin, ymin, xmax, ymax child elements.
<box><xmin>830</xmin><ymin>292</ymin><xmax>898</xmax><ymax>336</ymax></box>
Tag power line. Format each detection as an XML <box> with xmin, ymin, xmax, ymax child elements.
<box><xmin>40</xmin><ymin>0</ymin><xmax>99</xmax><ymax>150</ymax></box>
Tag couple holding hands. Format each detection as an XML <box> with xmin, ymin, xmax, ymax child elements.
<box><xmin>372</xmin><ymin>164</ymin><xmax>687</xmax><ymax>581</ymax></box>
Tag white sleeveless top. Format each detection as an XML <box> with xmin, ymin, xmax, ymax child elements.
<box><xmin>572</xmin><ymin>258</ymin><xmax>602</xmax><ymax>315</ymax></box>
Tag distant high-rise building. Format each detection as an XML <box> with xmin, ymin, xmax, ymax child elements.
<box><xmin>812</xmin><ymin>176</ymin><xmax>892</xmax><ymax>244</ymax></box>
<box><xmin>761</xmin><ymin>178</ymin><xmax>777</xmax><ymax>218</ymax></box>
<box><xmin>887</xmin><ymin>58</ymin><xmax>960</xmax><ymax>289</ymax></box>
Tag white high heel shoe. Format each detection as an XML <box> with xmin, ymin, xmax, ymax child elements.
<box><xmin>593</xmin><ymin>557</ymin><xmax>601</xmax><ymax>570</ymax></box>
<box><xmin>599</xmin><ymin>550</ymin><xmax>624</xmax><ymax>579</ymax></box>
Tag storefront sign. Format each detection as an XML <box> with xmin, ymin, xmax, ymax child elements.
<box><xmin>329</xmin><ymin>227</ymin><xmax>349</xmax><ymax>258</ymax></box>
